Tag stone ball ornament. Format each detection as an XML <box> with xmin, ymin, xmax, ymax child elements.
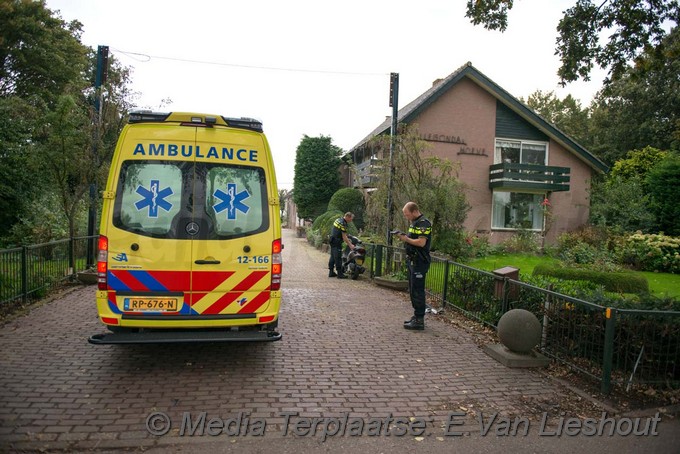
<box><xmin>497</xmin><ymin>309</ymin><xmax>542</xmax><ymax>354</ymax></box>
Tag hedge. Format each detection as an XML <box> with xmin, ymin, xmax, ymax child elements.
<box><xmin>532</xmin><ymin>264</ymin><xmax>649</xmax><ymax>294</ymax></box>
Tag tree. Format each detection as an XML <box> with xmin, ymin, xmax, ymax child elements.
<box><xmin>0</xmin><ymin>1</ymin><xmax>133</xmax><ymax>244</ymax></box>
<box><xmin>0</xmin><ymin>0</ymin><xmax>90</xmax><ymax>243</ymax></box>
<box><xmin>0</xmin><ymin>0</ymin><xmax>88</xmax><ymax>105</ymax></box>
<box><xmin>588</xmin><ymin>174</ymin><xmax>656</xmax><ymax>233</ymax></box>
<box><xmin>524</xmin><ymin>90</ymin><xmax>593</xmax><ymax>148</ymax></box>
<box><xmin>278</xmin><ymin>188</ymin><xmax>290</xmax><ymax>225</ymax></box>
<box><xmin>0</xmin><ymin>96</ymin><xmax>43</xmax><ymax>242</ymax></box>
<box><xmin>365</xmin><ymin>125</ymin><xmax>470</xmax><ymax>254</ymax></box>
<box><xmin>35</xmin><ymin>95</ymin><xmax>92</xmax><ymax>240</ymax></box>
<box><xmin>465</xmin><ymin>0</ymin><xmax>679</xmax><ymax>85</ymax></box>
<box><xmin>609</xmin><ymin>146</ymin><xmax>668</xmax><ymax>180</ymax></box>
<box><xmin>292</xmin><ymin>135</ymin><xmax>343</xmax><ymax>220</ymax></box>
<box><xmin>588</xmin><ymin>27</ymin><xmax>680</xmax><ymax>164</ymax></box>
<box><xmin>646</xmin><ymin>153</ymin><xmax>680</xmax><ymax>235</ymax></box>
<box><xmin>590</xmin><ymin>147</ymin><xmax>674</xmax><ymax>233</ymax></box>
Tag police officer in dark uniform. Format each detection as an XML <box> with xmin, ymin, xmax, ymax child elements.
<box><xmin>328</xmin><ymin>212</ymin><xmax>355</xmax><ymax>279</ymax></box>
<box><xmin>393</xmin><ymin>202</ymin><xmax>432</xmax><ymax>330</ymax></box>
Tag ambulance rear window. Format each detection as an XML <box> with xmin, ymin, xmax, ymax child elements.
<box><xmin>205</xmin><ymin>166</ymin><xmax>267</xmax><ymax>237</ymax></box>
<box><xmin>114</xmin><ymin>162</ymin><xmax>184</xmax><ymax>236</ymax></box>
<box><xmin>113</xmin><ymin>161</ymin><xmax>269</xmax><ymax>239</ymax></box>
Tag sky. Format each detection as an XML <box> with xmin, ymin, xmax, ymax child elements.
<box><xmin>46</xmin><ymin>0</ymin><xmax>606</xmax><ymax>190</ymax></box>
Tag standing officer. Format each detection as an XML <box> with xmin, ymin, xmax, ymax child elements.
<box><xmin>328</xmin><ymin>212</ymin><xmax>355</xmax><ymax>279</ymax></box>
<box><xmin>393</xmin><ymin>202</ymin><xmax>432</xmax><ymax>330</ymax></box>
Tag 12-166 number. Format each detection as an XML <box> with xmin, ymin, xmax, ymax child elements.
<box><xmin>237</xmin><ymin>255</ymin><xmax>269</xmax><ymax>264</ymax></box>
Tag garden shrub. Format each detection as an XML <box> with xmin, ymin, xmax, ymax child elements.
<box><xmin>499</xmin><ymin>230</ymin><xmax>540</xmax><ymax>254</ymax></box>
<box><xmin>433</xmin><ymin>228</ymin><xmax>468</xmax><ymax>259</ymax></box>
<box><xmin>557</xmin><ymin>226</ymin><xmax>612</xmax><ymax>253</ymax></box>
<box><xmin>614</xmin><ymin>232</ymin><xmax>680</xmax><ymax>274</ymax></box>
<box><xmin>533</xmin><ymin>264</ymin><xmax>649</xmax><ymax>294</ymax></box>
<box><xmin>306</xmin><ymin>228</ymin><xmax>323</xmax><ymax>248</ymax></box>
<box><xmin>328</xmin><ymin>188</ymin><xmax>365</xmax><ymax>229</ymax></box>
<box><xmin>559</xmin><ymin>242</ymin><xmax>621</xmax><ymax>272</ymax></box>
<box><xmin>310</xmin><ymin>210</ymin><xmax>342</xmax><ymax>243</ymax></box>
<box><xmin>456</xmin><ymin>232</ymin><xmax>492</xmax><ymax>260</ymax></box>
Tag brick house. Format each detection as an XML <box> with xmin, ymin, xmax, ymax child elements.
<box><xmin>347</xmin><ymin>62</ymin><xmax>608</xmax><ymax>245</ymax></box>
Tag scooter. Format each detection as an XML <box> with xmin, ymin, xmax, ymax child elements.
<box><xmin>342</xmin><ymin>235</ymin><xmax>367</xmax><ymax>280</ymax></box>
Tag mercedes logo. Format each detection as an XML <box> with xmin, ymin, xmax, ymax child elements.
<box><xmin>185</xmin><ymin>222</ymin><xmax>200</xmax><ymax>236</ymax></box>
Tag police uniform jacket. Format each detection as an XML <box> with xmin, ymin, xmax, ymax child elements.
<box><xmin>330</xmin><ymin>217</ymin><xmax>348</xmax><ymax>245</ymax></box>
<box><xmin>405</xmin><ymin>215</ymin><xmax>432</xmax><ymax>264</ymax></box>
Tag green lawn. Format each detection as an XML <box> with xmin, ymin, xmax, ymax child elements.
<box><xmin>463</xmin><ymin>253</ymin><xmax>680</xmax><ymax>298</ymax></box>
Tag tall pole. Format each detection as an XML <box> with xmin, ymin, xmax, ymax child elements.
<box><xmin>86</xmin><ymin>45</ymin><xmax>108</xmax><ymax>267</ymax></box>
<box><xmin>386</xmin><ymin>72</ymin><xmax>399</xmax><ymax>246</ymax></box>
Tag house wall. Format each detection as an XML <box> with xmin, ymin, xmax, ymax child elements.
<box><xmin>405</xmin><ymin>78</ymin><xmax>593</xmax><ymax>245</ymax></box>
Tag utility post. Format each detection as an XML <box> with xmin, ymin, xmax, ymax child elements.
<box><xmin>386</xmin><ymin>72</ymin><xmax>399</xmax><ymax>247</ymax></box>
<box><xmin>86</xmin><ymin>45</ymin><xmax>108</xmax><ymax>267</ymax></box>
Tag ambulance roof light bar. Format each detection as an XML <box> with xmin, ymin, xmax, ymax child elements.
<box><xmin>128</xmin><ymin>110</ymin><xmax>170</xmax><ymax>123</ymax></box>
<box><xmin>223</xmin><ymin>117</ymin><xmax>263</xmax><ymax>133</ymax></box>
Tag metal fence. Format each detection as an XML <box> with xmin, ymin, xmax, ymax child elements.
<box><xmin>0</xmin><ymin>236</ymin><xmax>96</xmax><ymax>306</ymax></box>
<box><xmin>368</xmin><ymin>243</ymin><xmax>680</xmax><ymax>394</ymax></box>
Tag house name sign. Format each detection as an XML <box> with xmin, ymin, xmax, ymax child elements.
<box><xmin>419</xmin><ymin>132</ymin><xmax>488</xmax><ymax>157</ymax></box>
<box><xmin>458</xmin><ymin>147</ymin><xmax>488</xmax><ymax>157</ymax></box>
<box><xmin>420</xmin><ymin>133</ymin><xmax>466</xmax><ymax>144</ymax></box>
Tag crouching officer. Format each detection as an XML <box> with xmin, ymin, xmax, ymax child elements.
<box><xmin>328</xmin><ymin>212</ymin><xmax>355</xmax><ymax>279</ymax></box>
<box><xmin>394</xmin><ymin>202</ymin><xmax>432</xmax><ymax>330</ymax></box>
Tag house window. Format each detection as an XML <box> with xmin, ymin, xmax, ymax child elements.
<box><xmin>495</xmin><ymin>139</ymin><xmax>547</xmax><ymax>165</ymax></box>
<box><xmin>492</xmin><ymin>191</ymin><xmax>544</xmax><ymax>230</ymax></box>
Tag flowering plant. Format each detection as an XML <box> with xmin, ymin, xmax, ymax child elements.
<box><xmin>615</xmin><ymin>232</ymin><xmax>680</xmax><ymax>274</ymax></box>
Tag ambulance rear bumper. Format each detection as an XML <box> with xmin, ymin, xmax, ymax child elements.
<box><xmin>88</xmin><ymin>329</ymin><xmax>282</xmax><ymax>344</ymax></box>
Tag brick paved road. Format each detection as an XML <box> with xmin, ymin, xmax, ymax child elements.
<box><xmin>1</xmin><ymin>228</ymin><xmax>678</xmax><ymax>453</ymax></box>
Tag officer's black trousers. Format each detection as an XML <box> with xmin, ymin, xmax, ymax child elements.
<box><xmin>407</xmin><ymin>260</ymin><xmax>430</xmax><ymax>317</ymax></box>
<box><xmin>328</xmin><ymin>242</ymin><xmax>344</xmax><ymax>275</ymax></box>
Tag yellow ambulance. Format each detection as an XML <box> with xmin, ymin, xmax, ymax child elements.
<box><xmin>89</xmin><ymin>111</ymin><xmax>282</xmax><ymax>344</ymax></box>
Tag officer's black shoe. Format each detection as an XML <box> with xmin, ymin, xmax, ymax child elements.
<box><xmin>337</xmin><ymin>274</ymin><xmax>348</xmax><ymax>279</ymax></box>
<box><xmin>403</xmin><ymin>317</ymin><xmax>424</xmax><ymax>330</ymax></box>
<box><xmin>329</xmin><ymin>271</ymin><xmax>337</xmax><ymax>277</ymax></box>
<box><xmin>404</xmin><ymin>316</ymin><xmax>417</xmax><ymax>325</ymax></box>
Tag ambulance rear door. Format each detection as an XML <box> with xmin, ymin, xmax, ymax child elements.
<box><xmin>107</xmin><ymin>125</ymin><xmax>195</xmax><ymax>317</ymax></box>
<box><xmin>187</xmin><ymin>126</ymin><xmax>275</xmax><ymax>319</ymax></box>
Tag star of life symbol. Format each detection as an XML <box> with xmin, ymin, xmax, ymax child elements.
<box><xmin>135</xmin><ymin>180</ymin><xmax>173</xmax><ymax>218</ymax></box>
<box><xmin>213</xmin><ymin>183</ymin><xmax>250</xmax><ymax>220</ymax></box>
<box><xmin>112</xmin><ymin>252</ymin><xmax>128</xmax><ymax>262</ymax></box>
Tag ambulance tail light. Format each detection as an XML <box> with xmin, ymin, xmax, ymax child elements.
<box><xmin>97</xmin><ymin>236</ymin><xmax>108</xmax><ymax>290</ymax></box>
<box><xmin>271</xmin><ymin>239</ymin><xmax>282</xmax><ymax>291</ymax></box>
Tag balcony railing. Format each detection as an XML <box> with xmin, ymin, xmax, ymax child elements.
<box><xmin>489</xmin><ymin>162</ymin><xmax>570</xmax><ymax>192</ymax></box>
<box><xmin>354</xmin><ymin>158</ymin><xmax>383</xmax><ymax>187</ymax></box>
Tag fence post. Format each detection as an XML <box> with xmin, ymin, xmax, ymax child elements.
<box><xmin>541</xmin><ymin>284</ymin><xmax>553</xmax><ymax>350</ymax></box>
<box><xmin>441</xmin><ymin>260</ymin><xmax>450</xmax><ymax>308</ymax></box>
<box><xmin>21</xmin><ymin>246</ymin><xmax>28</xmax><ymax>304</ymax></box>
<box><xmin>374</xmin><ymin>245</ymin><xmax>383</xmax><ymax>277</ymax></box>
<box><xmin>69</xmin><ymin>236</ymin><xmax>76</xmax><ymax>278</ymax></box>
<box><xmin>601</xmin><ymin>307</ymin><xmax>616</xmax><ymax>394</ymax></box>
<box><xmin>501</xmin><ymin>278</ymin><xmax>509</xmax><ymax>314</ymax></box>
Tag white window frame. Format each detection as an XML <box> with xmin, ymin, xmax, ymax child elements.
<box><xmin>491</xmin><ymin>190</ymin><xmax>546</xmax><ymax>231</ymax></box>
<box><xmin>494</xmin><ymin>138</ymin><xmax>549</xmax><ymax>165</ymax></box>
